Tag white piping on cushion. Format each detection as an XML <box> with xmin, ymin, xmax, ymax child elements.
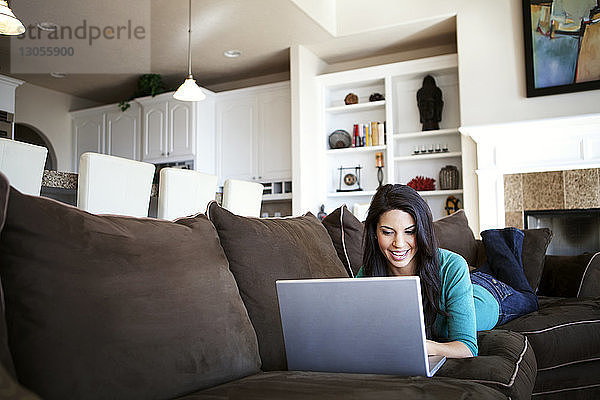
<box><xmin>537</xmin><ymin>357</ymin><xmax>600</xmax><ymax>371</ymax></box>
<box><xmin>519</xmin><ymin>320</ymin><xmax>600</xmax><ymax>335</ymax></box>
<box><xmin>340</xmin><ymin>206</ymin><xmax>354</xmax><ymax>278</ymax></box>
<box><xmin>576</xmin><ymin>252</ymin><xmax>600</xmax><ymax>298</ymax></box>
<box><xmin>470</xmin><ymin>336</ymin><xmax>529</xmax><ymax>388</ymax></box>
<box><xmin>532</xmin><ymin>383</ymin><xmax>600</xmax><ymax>396</ymax></box>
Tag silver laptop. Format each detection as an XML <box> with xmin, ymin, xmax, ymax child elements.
<box><xmin>276</xmin><ymin>276</ymin><xmax>446</xmax><ymax>377</ymax></box>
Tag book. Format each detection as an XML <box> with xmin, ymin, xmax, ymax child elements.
<box><xmin>378</xmin><ymin>122</ymin><xmax>385</xmax><ymax>146</ymax></box>
<box><xmin>371</xmin><ymin>122</ymin><xmax>379</xmax><ymax>146</ymax></box>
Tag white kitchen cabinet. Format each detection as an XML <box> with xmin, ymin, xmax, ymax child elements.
<box><xmin>71</xmin><ymin>103</ymin><xmax>141</xmax><ymax>171</ymax></box>
<box><xmin>105</xmin><ymin>107</ymin><xmax>141</xmax><ymax>160</ymax></box>
<box><xmin>257</xmin><ymin>88</ymin><xmax>291</xmax><ymax>180</ymax></box>
<box><xmin>216</xmin><ymin>82</ymin><xmax>291</xmax><ymax>185</ymax></box>
<box><xmin>167</xmin><ymin>100</ymin><xmax>195</xmax><ymax>160</ymax></box>
<box><xmin>217</xmin><ymin>95</ymin><xmax>256</xmax><ymax>182</ymax></box>
<box><xmin>138</xmin><ymin>94</ymin><xmax>195</xmax><ymax>163</ymax></box>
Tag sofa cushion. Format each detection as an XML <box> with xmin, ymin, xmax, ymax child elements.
<box><xmin>0</xmin><ymin>178</ymin><xmax>261</xmax><ymax>400</ymax></box>
<box><xmin>475</xmin><ymin>228</ymin><xmax>552</xmax><ymax>292</ymax></box>
<box><xmin>207</xmin><ymin>202</ymin><xmax>348</xmax><ymax>371</ymax></box>
<box><xmin>500</xmin><ymin>298</ymin><xmax>600</xmax><ymax>371</ymax></box>
<box><xmin>321</xmin><ymin>205</ymin><xmax>364</xmax><ymax>277</ymax></box>
<box><xmin>521</xmin><ymin>228</ymin><xmax>553</xmax><ymax>292</ymax></box>
<box><xmin>437</xmin><ymin>330</ymin><xmax>537</xmax><ymax>400</ymax></box>
<box><xmin>538</xmin><ymin>253</ymin><xmax>596</xmax><ymax>298</ymax></box>
<box><xmin>433</xmin><ymin>210</ymin><xmax>479</xmax><ymax>267</ymax></box>
<box><xmin>177</xmin><ymin>371</ymin><xmax>506</xmax><ymax>400</ymax></box>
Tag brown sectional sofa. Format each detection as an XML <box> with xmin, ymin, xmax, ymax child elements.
<box><xmin>323</xmin><ymin>206</ymin><xmax>600</xmax><ymax>400</ymax></box>
<box><xmin>0</xmin><ymin>174</ymin><xmax>538</xmax><ymax>400</ymax></box>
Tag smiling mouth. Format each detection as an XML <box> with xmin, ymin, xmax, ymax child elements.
<box><xmin>389</xmin><ymin>249</ymin><xmax>410</xmax><ymax>261</ymax></box>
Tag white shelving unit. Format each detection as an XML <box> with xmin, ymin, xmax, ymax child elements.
<box><xmin>394</xmin><ymin>152</ymin><xmax>462</xmax><ymax>161</ymax></box>
<box><xmin>326</xmin><ymin>145</ymin><xmax>387</xmax><ymax>155</ymax></box>
<box><xmin>315</xmin><ymin>54</ymin><xmax>464</xmax><ymax>220</ymax></box>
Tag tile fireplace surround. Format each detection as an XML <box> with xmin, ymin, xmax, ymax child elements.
<box><xmin>504</xmin><ymin>168</ymin><xmax>600</xmax><ymax>229</ymax></box>
<box><xmin>461</xmin><ymin>113</ymin><xmax>600</xmax><ymax>232</ymax></box>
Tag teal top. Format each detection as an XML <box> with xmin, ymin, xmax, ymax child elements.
<box><xmin>356</xmin><ymin>248</ymin><xmax>499</xmax><ymax>356</ymax></box>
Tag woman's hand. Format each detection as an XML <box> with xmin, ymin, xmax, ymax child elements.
<box><xmin>426</xmin><ymin>339</ymin><xmax>473</xmax><ymax>358</ymax></box>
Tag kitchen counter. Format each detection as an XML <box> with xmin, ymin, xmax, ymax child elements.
<box><xmin>42</xmin><ymin>170</ymin><xmax>159</xmax><ymax>197</ymax></box>
<box><xmin>42</xmin><ymin>170</ymin><xmax>78</xmax><ymax>190</ymax></box>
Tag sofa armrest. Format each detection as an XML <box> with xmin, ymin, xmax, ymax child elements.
<box><xmin>578</xmin><ymin>252</ymin><xmax>600</xmax><ymax>298</ymax></box>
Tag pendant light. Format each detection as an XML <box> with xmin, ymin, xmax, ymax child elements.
<box><xmin>0</xmin><ymin>0</ymin><xmax>26</xmax><ymax>35</ymax></box>
<box><xmin>173</xmin><ymin>0</ymin><xmax>205</xmax><ymax>102</ymax></box>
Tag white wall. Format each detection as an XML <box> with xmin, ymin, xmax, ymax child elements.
<box><xmin>334</xmin><ymin>0</ymin><xmax>600</xmax><ymax>126</ymax></box>
<box><xmin>290</xmin><ymin>45</ymin><xmax>328</xmax><ymax>216</ymax></box>
<box><xmin>14</xmin><ymin>83</ymin><xmax>98</xmax><ymax>172</ymax></box>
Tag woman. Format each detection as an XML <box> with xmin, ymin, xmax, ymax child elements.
<box><xmin>357</xmin><ymin>184</ymin><xmax>538</xmax><ymax>358</ymax></box>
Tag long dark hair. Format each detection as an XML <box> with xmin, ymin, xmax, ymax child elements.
<box><xmin>362</xmin><ymin>184</ymin><xmax>447</xmax><ymax>338</ymax></box>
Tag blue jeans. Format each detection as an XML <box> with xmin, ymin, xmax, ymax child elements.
<box><xmin>471</xmin><ymin>228</ymin><xmax>538</xmax><ymax>326</ymax></box>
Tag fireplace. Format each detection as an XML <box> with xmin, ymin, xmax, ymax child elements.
<box><xmin>460</xmin><ymin>112</ymin><xmax>600</xmax><ymax>234</ymax></box>
<box><xmin>524</xmin><ymin>208</ymin><xmax>600</xmax><ymax>256</ymax></box>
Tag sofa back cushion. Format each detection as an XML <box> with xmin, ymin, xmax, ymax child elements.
<box><xmin>0</xmin><ymin>175</ymin><xmax>261</xmax><ymax>400</ymax></box>
<box><xmin>321</xmin><ymin>205</ymin><xmax>364</xmax><ymax>277</ymax></box>
<box><xmin>433</xmin><ymin>210</ymin><xmax>479</xmax><ymax>266</ymax></box>
<box><xmin>322</xmin><ymin>205</ymin><xmax>552</xmax><ymax>292</ymax></box>
<box><xmin>207</xmin><ymin>202</ymin><xmax>348</xmax><ymax>371</ymax></box>
<box><xmin>476</xmin><ymin>228</ymin><xmax>553</xmax><ymax>292</ymax></box>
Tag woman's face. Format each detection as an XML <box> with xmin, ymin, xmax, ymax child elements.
<box><xmin>376</xmin><ymin>209</ymin><xmax>418</xmax><ymax>276</ymax></box>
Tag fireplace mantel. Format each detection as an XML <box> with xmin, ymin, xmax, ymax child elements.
<box><xmin>460</xmin><ymin>113</ymin><xmax>600</xmax><ymax>231</ymax></box>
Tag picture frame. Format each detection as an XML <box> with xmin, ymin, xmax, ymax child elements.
<box><xmin>522</xmin><ymin>0</ymin><xmax>600</xmax><ymax>97</ymax></box>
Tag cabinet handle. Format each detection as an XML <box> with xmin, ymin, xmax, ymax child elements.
<box><xmin>161</xmin><ymin>152</ymin><xmax>165</xmax><ymax>156</ymax></box>
<box><xmin>258</xmin><ymin>176</ymin><xmax>262</xmax><ymax>179</ymax></box>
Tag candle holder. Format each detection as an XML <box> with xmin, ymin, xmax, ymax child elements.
<box><xmin>375</xmin><ymin>151</ymin><xmax>384</xmax><ymax>188</ymax></box>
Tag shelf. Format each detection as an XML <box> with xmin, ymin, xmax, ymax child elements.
<box><xmin>417</xmin><ymin>189</ymin><xmax>463</xmax><ymax>197</ymax></box>
<box><xmin>393</xmin><ymin>128</ymin><xmax>460</xmax><ymax>139</ymax></box>
<box><xmin>263</xmin><ymin>193</ymin><xmax>292</xmax><ymax>201</ymax></box>
<box><xmin>326</xmin><ymin>145</ymin><xmax>387</xmax><ymax>155</ymax></box>
<box><xmin>394</xmin><ymin>151</ymin><xmax>462</xmax><ymax>161</ymax></box>
<box><xmin>327</xmin><ymin>190</ymin><xmax>377</xmax><ymax>198</ymax></box>
<box><xmin>325</xmin><ymin>100</ymin><xmax>385</xmax><ymax>114</ymax></box>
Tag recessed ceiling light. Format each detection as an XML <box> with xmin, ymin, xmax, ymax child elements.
<box><xmin>36</xmin><ymin>22</ymin><xmax>59</xmax><ymax>31</ymax></box>
<box><xmin>224</xmin><ymin>49</ymin><xmax>242</xmax><ymax>58</ymax></box>
<box><xmin>50</xmin><ymin>72</ymin><xmax>67</xmax><ymax>79</ymax></box>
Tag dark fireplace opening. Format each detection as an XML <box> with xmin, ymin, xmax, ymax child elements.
<box><xmin>524</xmin><ymin>208</ymin><xmax>600</xmax><ymax>256</ymax></box>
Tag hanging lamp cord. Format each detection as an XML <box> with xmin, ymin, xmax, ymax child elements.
<box><xmin>187</xmin><ymin>0</ymin><xmax>193</xmax><ymax>78</ymax></box>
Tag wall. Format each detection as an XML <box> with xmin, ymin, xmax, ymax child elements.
<box><xmin>15</xmin><ymin>83</ymin><xmax>98</xmax><ymax>172</ymax></box>
<box><xmin>290</xmin><ymin>45</ymin><xmax>328</xmax><ymax>216</ymax></box>
<box><xmin>334</xmin><ymin>0</ymin><xmax>600</xmax><ymax>127</ymax></box>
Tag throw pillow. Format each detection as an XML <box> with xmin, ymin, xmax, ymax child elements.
<box><xmin>321</xmin><ymin>205</ymin><xmax>364</xmax><ymax>277</ymax></box>
<box><xmin>0</xmin><ymin>175</ymin><xmax>261</xmax><ymax>400</ymax></box>
<box><xmin>476</xmin><ymin>228</ymin><xmax>553</xmax><ymax>292</ymax></box>
<box><xmin>433</xmin><ymin>210</ymin><xmax>479</xmax><ymax>266</ymax></box>
<box><xmin>207</xmin><ymin>202</ymin><xmax>348</xmax><ymax>371</ymax></box>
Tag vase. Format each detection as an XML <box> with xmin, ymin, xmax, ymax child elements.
<box><xmin>439</xmin><ymin>165</ymin><xmax>459</xmax><ymax>190</ymax></box>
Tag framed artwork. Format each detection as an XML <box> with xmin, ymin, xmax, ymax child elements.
<box><xmin>522</xmin><ymin>0</ymin><xmax>600</xmax><ymax>97</ymax></box>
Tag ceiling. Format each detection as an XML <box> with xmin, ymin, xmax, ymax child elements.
<box><xmin>0</xmin><ymin>0</ymin><xmax>456</xmax><ymax>104</ymax></box>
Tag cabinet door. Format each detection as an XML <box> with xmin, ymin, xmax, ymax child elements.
<box><xmin>167</xmin><ymin>100</ymin><xmax>194</xmax><ymax>159</ymax></box>
<box><xmin>73</xmin><ymin>113</ymin><xmax>104</xmax><ymax>171</ymax></box>
<box><xmin>217</xmin><ymin>96</ymin><xmax>256</xmax><ymax>182</ymax></box>
<box><xmin>257</xmin><ymin>87</ymin><xmax>291</xmax><ymax>180</ymax></box>
<box><xmin>105</xmin><ymin>106</ymin><xmax>140</xmax><ymax>160</ymax></box>
<box><xmin>142</xmin><ymin>102</ymin><xmax>167</xmax><ymax>161</ymax></box>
